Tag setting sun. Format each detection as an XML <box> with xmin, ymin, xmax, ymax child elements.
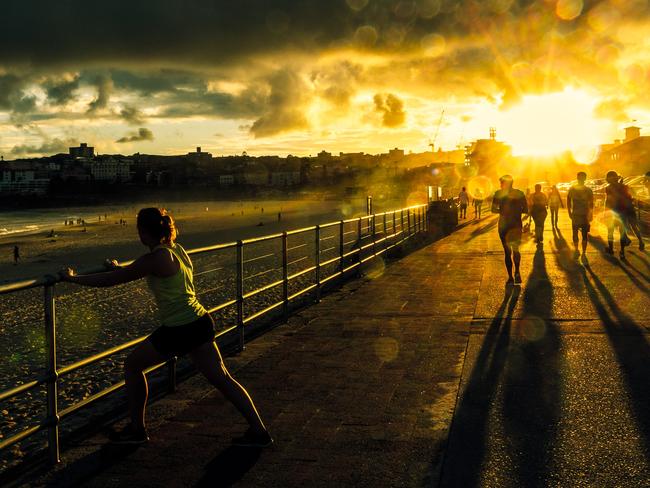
<box><xmin>496</xmin><ymin>88</ymin><xmax>610</xmax><ymax>162</ymax></box>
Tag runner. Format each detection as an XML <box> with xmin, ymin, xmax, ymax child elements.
<box><xmin>491</xmin><ymin>175</ymin><xmax>528</xmax><ymax>285</ymax></box>
<box><xmin>567</xmin><ymin>172</ymin><xmax>594</xmax><ymax>258</ymax></box>
<box><xmin>60</xmin><ymin>208</ymin><xmax>272</xmax><ymax>447</ymax></box>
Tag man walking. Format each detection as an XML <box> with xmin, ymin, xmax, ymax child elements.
<box><xmin>491</xmin><ymin>175</ymin><xmax>528</xmax><ymax>285</ymax></box>
<box><xmin>458</xmin><ymin>187</ymin><xmax>469</xmax><ymax>219</ymax></box>
<box><xmin>473</xmin><ymin>188</ymin><xmax>484</xmax><ymax>219</ymax></box>
<box><xmin>567</xmin><ymin>171</ymin><xmax>594</xmax><ymax>257</ymax></box>
<box><xmin>605</xmin><ymin>170</ymin><xmax>632</xmax><ymax>258</ymax></box>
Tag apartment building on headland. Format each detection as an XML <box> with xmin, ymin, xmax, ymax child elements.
<box><xmin>593</xmin><ymin>126</ymin><xmax>650</xmax><ymax>176</ymax></box>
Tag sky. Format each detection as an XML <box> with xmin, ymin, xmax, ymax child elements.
<box><xmin>1</xmin><ymin>0</ymin><xmax>649</xmax><ymax>162</ymax></box>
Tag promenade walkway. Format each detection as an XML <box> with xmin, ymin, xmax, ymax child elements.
<box><xmin>33</xmin><ymin>211</ymin><xmax>650</xmax><ymax>487</ymax></box>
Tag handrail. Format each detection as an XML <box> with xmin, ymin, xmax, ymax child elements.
<box><xmin>0</xmin><ymin>203</ymin><xmax>428</xmax><ymax>467</ymax></box>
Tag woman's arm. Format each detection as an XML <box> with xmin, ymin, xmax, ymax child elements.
<box><xmin>61</xmin><ymin>253</ymin><xmax>158</xmax><ymax>287</ymax></box>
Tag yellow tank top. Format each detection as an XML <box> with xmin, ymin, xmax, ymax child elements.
<box><xmin>146</xmin><ymin>243</ymin><xmax>207</xmax><ymax>327</ymax></box>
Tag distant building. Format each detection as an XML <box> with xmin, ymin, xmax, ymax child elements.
<box><xmin>0</xmin><ymin>167</ymin><xmax>49</xmax><ymax>194</ymax></box>
<box><xmin>464</xmin><ymin>128</ymin><xmax>512</xmax><ymax>178</ymax></box>
<box><xmin>69</xmin><ymin>143</ymin><xmax>95</xmax><ymax>159</ymax></box>
<box><xmin>387</xmin><ymin>148</ymin><xmax>405</xmax><ymax>162</ymax></box>
<box><xmin>219</xmin><ymin>174</ymin><xmax>235</xmax><ymax>187</ymax></box>
<box><xmin>186</xmin><ymin>146</ymin><xmax>213</xmax><ymax>164</ymax></box>
<box><xmin>594</xmin><ymin>126</ymin><xmax>650</xmax><ymax>176</ymax></box>
<box><xmin>88</xmin><ymin>158</ymin><xmax>132</xmax><ymax>182</ymax></box>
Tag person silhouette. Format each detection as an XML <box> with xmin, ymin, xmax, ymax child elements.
<box><xmin>567</xmin><ymin>172</ymin><xmax>593</xmax><ymax>257</ymax></box>
<box><xmin>60</xmin><ymin>208</ymin><xmax>272</xmax><ymax>447</ymax></box>
<box><xmin>491</xmin><ymin>175</ymin><xmax>528</xmax><ymax>285</ymax></box>
<box><xmin>548</xmin><ymin>185</ymin><xmax>563</xmax><ymax>230</ymax></box>
<box><xmin>530</xmin><ymin>184</ymin><xmax>548</xmax><ymax>246</ymax></box>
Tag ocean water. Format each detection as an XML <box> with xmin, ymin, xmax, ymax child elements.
<box><xmin>0</xmin><ymin>205</ymin><xmax>136</xmax><ymax>237</ymax></box>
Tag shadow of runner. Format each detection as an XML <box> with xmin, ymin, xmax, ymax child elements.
<box><xmin>502</xmin><ymin>247</ymin><xmax>560</xmax><ymax>487</ymax></box>
<box><xmin>578</xmin><ymin>263</ymin><xmax>650</xmax><ymax>455</ymax></box>
<box><xmin>194</xmin><ymin>446</ymin><xmax>262</xmax><ymax>488</ymax></box>
<box><xmin>589</xmin><ymin>236</ymin><xmax>650</xmax><ymax>293</ymax></box>
<box><xmin>465</xmin><ymin>219</ymin><xmax>498</xmax><ymax>242</ymax></box>
<box><xmin>439</xmin><ymin>286</ymin><xmax>520</xmax><ymax>487</ymax></box>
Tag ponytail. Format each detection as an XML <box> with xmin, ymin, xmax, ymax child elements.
<box><xmin>137</xmin><ymin>208</ymin><xmax>178</xmax><ymax>244</ymax></box>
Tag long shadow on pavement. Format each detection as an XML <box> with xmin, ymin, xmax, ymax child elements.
<box><xmin>502</xmin><ymin>247</ymin><xmax>560</xmax><ymax>487</ymax></box>
<box><xmin>194</xmin><ymin>446</ymin><xmax>262</xmax><ymax>488</ymax></box>
<box><xmin>439</xmin><ymin>285</ymin><xmax>520</xmax><ymax>487</ymax></box>
<box><xmin>589</xmin><ymin>236</ymin><xmax>650</xmax><ymax>294</ymax></box>
<box><xmin>577</xmin><ymin>262</ymin><xmax>650</xmax><ymax>456</ymax></box>
<box><xmin>41</xmin><ymin>442</ymin><xmax>140</xmax><ymax>487</ymax></box>
<box><xmin>465</xmin><ymin>218</ymin><xmax>498</xmax><ymax>242</ymax></box>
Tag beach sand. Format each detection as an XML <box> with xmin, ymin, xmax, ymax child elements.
<box><xmin>0</xmin><ymin>199</ymin><xmax>368</xmax><ymax>283</ymax></box>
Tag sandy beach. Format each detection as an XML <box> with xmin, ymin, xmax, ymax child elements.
<box><xmin>0</xmin><ymin>198</ymin><xmax>377</xmax><ymax>283</ymax></box>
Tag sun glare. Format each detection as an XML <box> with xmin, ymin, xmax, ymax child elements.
<box><xmin>497</xmin><ymin>88</ymin><xmax>608</xmax><ymax>162</ymax></box>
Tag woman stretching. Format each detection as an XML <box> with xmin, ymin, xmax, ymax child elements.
<box><xmin>61</xmin><ymin>208</ymin><xmax>272</xmax><ymax>447</ymax></box>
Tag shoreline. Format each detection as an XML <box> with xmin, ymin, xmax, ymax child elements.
<box><xmin>0</xmin><ymin>198</ymin><xmax>376</xmax><ymax>284</ymax></box>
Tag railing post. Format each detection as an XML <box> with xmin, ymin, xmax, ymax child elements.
<box><xmin>315</xmin><ymin>225</ymin><xmax>321</xmax><ymax>302</ymax></box>
<box><xmin>167</xmin><ymin>356</ymin><xmax>177</xmax><ymax>393</ymax></box>
<box><xmin>393</xmin><ymin>211</ymin><xmax>397</xmax><ymax>241</ymax></box>
<box><xmin>236</xmin><ymin>240</ymin><xmax>244</xmax><ymax>352</ymax></box>
<box><xmin>383</xmin><ymin>213</ymin><xmax>387</xmax><ymax>252</ymax></box>
<box><xmin>357</xmin><ymin>218</ymin><xmax>362</xmax><ymax>272</ymax></box>
<box><xmin>339</xmin><ymin>220</ymin><xmax>344</xmax><ymax>274</ymax></box>
<box><xmin>372</xmin><ymin>214</ymin><xmax>377</xmax><ymax>256</ymax></box>
<box><xmin>400</xmin><ymin>210</ymin><xmax>404</xmax><ymax>242</ymax></box>
<box><xmin>282</xmin><ymin>232</ymin><xmax>289</xmax><ymax>319</ymax></box>
<box><xmin>407</xmin><ymin>209</ymin><xmax>411</xmax><ymax>235</ymax></box>
<box><xmin>44</xmin><ymin>284</ymin><xmax>60</xmax><ymax>464</ymax></box>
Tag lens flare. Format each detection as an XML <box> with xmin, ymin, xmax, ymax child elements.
<box><xmin>467</xmin><ymin>175</ymin><xmax>494</xmax><ymax>200</ymax></box>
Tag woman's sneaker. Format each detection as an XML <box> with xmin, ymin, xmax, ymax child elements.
<box><xmin>231</xmin><ymin>428</ymin><xmax>274</xmax><ymax>448</ymax></box>
<box><xmin>108</xmin><ymin>424</ymin><xmax>149</xmax><ymax>445</ymax></box>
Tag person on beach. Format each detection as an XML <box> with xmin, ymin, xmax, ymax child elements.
<box><xmin>548</xmin><ymin>185</ymin><xmax>563</xmax><ymax>230</ymax></box>
<box><xmin>473</xmin><ymin>189</ymin><xmax>484</xmax><ymax>219</ymax></box>
<box><xmin>605</xmin><ymin>170</ymin><xmax>632</xmax><ymax>258</ymax></box>
<box><xmin>530</xmin><ymin>184</ymin><xmax>548</xmax><ymax>246</ymax></box>
<box><xmin>13</xmin><ymin>245</ymin><xmax>20</xmax><ymax>265</ymax></box>
<box><xmin>458</xmin><ymin>187</ymin><xmax>469</xmax><ymax>219</ymax></box>
<box><xmin>60</xmin><ymin>208</ymin><xmax>272</xmax><ymax>447</ymax></box>
<box><xmin>491</xmin><ymin>175</ymin><xmax>528</xmax><ymax>285</ymax></box>
<box><xmin>567</xmin><ymin>172</ymin><xmax>594</xmax><ymax>257</ymax></box>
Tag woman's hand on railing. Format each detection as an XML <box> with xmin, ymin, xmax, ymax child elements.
<box><xmin>104</xmin><ymin>259</ymin><xmax>120</xmax><ymax>270</ymax></box>
<box><xmin>58</xmin><ymin>267</ymin><xmax>76</xmax><ymax>282</ymax></box>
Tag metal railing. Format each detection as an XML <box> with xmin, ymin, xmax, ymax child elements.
<box><xmin>0</xmin><ymin>204</ymin><xmax>428</xmax><ymax>466</ymax></box>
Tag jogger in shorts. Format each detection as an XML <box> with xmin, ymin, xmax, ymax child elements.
<box><xmin>61</xmin><ymin>208</ymin><xmax>272</xmax><ymax>447</ymax></box>
<box><xmin>491</xmin><ymin>175</ymin><xmax>528</xmax><ymax>285</ymax></box>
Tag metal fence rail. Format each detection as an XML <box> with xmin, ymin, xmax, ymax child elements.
<box><xmin>0</xmin><ymin>204</ymin><xmax>427</xmax><ymax>465</ymax></box>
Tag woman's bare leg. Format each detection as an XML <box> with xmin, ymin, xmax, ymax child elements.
<box><xmin>124</xmin><ymin>340</ymin><xmax>166</xmax><ymax>431</ymax></box>
<box><xmin>190</xmin><ymin>341</ymin><xmax>267</xmax><ymax>433</ymax></box>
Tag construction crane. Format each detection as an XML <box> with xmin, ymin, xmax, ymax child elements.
<box><xmin>428</xmin><ymin>109</ymin><xmax>445</xmax><ymax>152</ymax></box>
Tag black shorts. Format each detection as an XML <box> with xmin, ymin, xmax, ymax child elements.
<box><xmin>571</xmin><ymin>215</ymin><xmax>590</xmax><ymax>232</ymax></box>
<box><xmin>149</xmin><ymin>313</ymin><xmax>215</xmax><ymax>358</ymax></box>
<box><xmin>499</xmin><ymin>224</ymin><xmax>522</xmax><ymax>246</ymax></box>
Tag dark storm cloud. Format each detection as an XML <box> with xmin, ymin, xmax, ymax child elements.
<box><xmin>11</xmin><ymin>137</ymin><xmax>78</xmax><ymax>155</ymax></box>
<box><xmin>0</xmin><ymin>1</ymin><xmax>564</xmax><ymax>69</ymax></box>
<box><xmin>373</xmin><ymin>93</ymin><xmax>406</xmax><ymax>127</ymax></box>
<box><xmin>116</xmin><ymin>127</ymin><xmax>154</xmax><ymax>143</ymax></box>
<box><xmin>250</xmin><ymin>69</ymin><xmax>310</xmax><ymax>137</ymax></box>
<box><xmin>44</xmin><ymin>76</ymin><xmax>80</xmax><ymax>105</ymax></box>
<box><xmin>120</xmin><ymin>104</ymin><xmax>146</xmax><ymax>125</ymax></box>
<box><xmin>87</xmin><ymin>75</ymin><xmax>113</xmax><ymax>114</ymax></box>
